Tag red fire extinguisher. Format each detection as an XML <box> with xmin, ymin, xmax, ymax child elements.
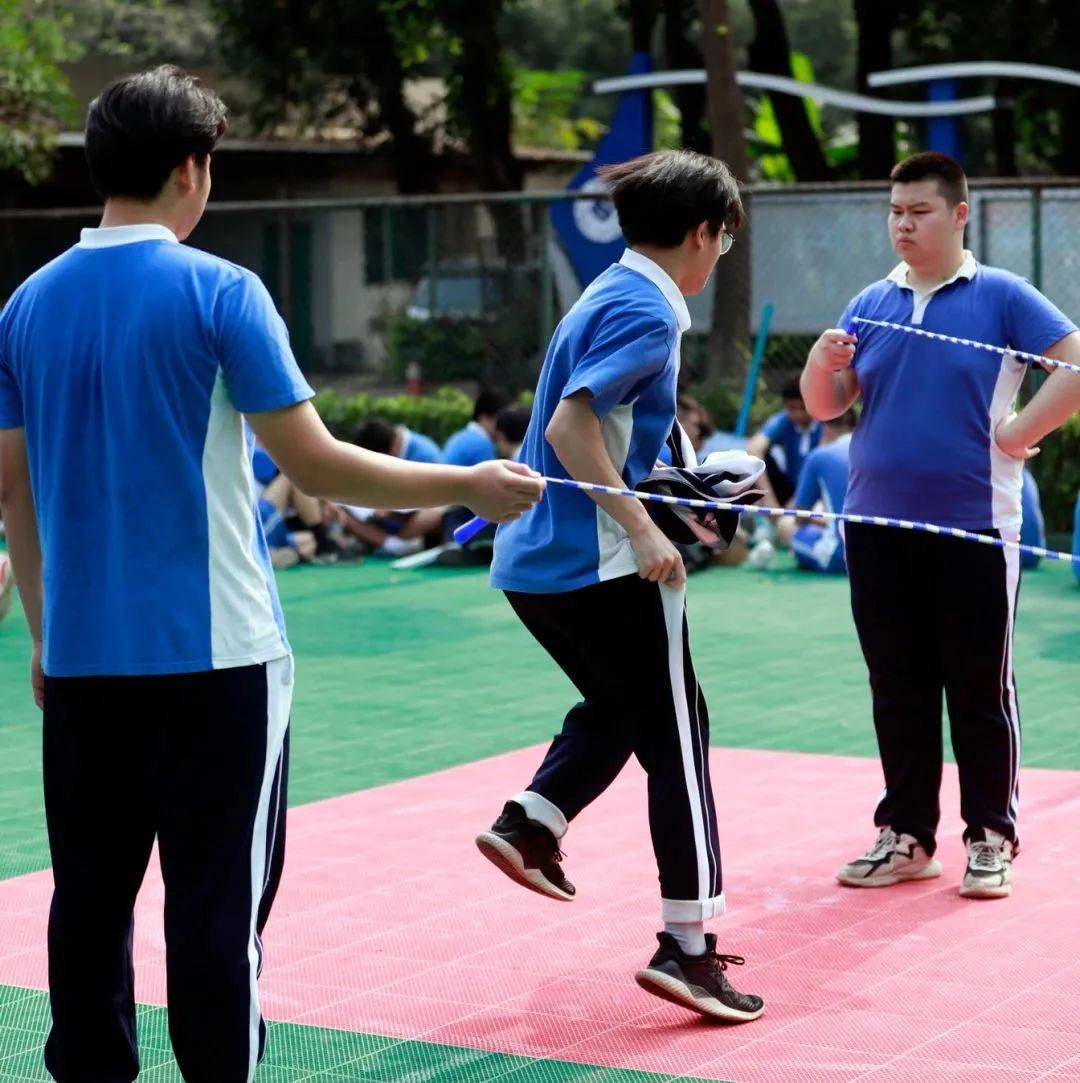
<box><xmin>405</xmin><ymin>360</ymin><xmax>422</xmax><ymax>397</ymax></box>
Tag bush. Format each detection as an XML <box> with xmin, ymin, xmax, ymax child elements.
<box><xmin>384</xmin><ymin>313</ymin><xmax>488</xmax><ymax>384</ymax></box>
<box><xmin>313</xmin><ymin>386</ymin><xmax>473</xmax><ymax>444</ymax></box>
<box><xmin>684</xmin><ymin>378</ymin><xmax>782</xmax><ymax>435</ymax></box>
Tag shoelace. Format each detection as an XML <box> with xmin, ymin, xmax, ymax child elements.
<box><xmin>863</xmin><ymin>828</ymin><xmax>899</xmax><ymax>861</ymax></box>
<box><xmin>969</xmin><ymin>842</ymin><xmax>1004</xmax><ymax>871</ymax></box>
<box><xmin>710</xmin><ymin>953</ymin><xmax>746</xmax><ymax>974</ymax></box>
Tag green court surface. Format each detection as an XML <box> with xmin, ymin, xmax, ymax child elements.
<box><xmin>0</xmin><ymin>985</ymin><xmax>680</xmax><ymax>1083</ymax></box>
<box><xmin>1</xmin><ymin>555</ymin><xmax>1077</xmax><ymax>884</ymax></box>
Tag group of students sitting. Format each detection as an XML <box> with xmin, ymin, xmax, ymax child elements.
<box><xmin>676</xmin><ymin>378</ymin><xmax>1051</xmax><ymax>576</ymax></box>
<box><xmin>253</xmin><ymin>390</ymin><xmax>532</xmax><ymax>568</ymax></box>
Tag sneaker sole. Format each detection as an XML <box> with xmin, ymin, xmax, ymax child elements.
<box><xmin>634</xmin><ymin>968</ymin><xmax>764</xmax><ymax>1023</ymax></box>
<box><xmin>959</xmin><ymin>878</ymin><xmax>1012</xmax><ymax>899</ymax></box>
<box><xmin>475</xmin><ymin>832</ymin><xmax>574</xmax><ymax>902</ymax></box>
<box><xmin>837</xmin><ymin>858</ymin><xmax>943</xmax><ymax>888</ymax></box>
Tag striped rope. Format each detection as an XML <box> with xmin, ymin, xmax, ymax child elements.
<box><xmin>850</xmin><ymin>316</ymin><xmax>1080</xmax><ymax>376</ymax></box>
<box><xmin>541</xmin><ymin>476</ymin><xmax>1080</xmax><ymax>565</ymax></box>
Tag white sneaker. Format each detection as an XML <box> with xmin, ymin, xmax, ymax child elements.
<box><xmin>747</xmin><ymin>539</ymin><xmax>775</xmax><ymax>569</ymax></box>
<box><xmin>837</xmin><ymin>827</ymin><xmax>942</xmax><ymax>887</ymax></box>
<box><xmin>960</xmin><ymin>830</ymin><xmax>1014</xmax><ymax>899</ymax></box>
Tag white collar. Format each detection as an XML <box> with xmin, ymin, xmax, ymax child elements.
<box><xmin>887</xmin><ymin>249</ymin><xmax>977</xmax><ymax>292</ymax></box>
<box><xmin>78</xmin><ymin>223</ymin><xmax>179</xmax><ymax>249</ymax></box>
<box><xmin>619</xmin><ymin>249</ymin><xmax>692</xmax><ymax>333</ymax></box>
<box><xmin>467</xmin><ymin>420</ymin><xmax>490</xmax><ymax>439</ymax></box>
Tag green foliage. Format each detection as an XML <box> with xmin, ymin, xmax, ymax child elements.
<box><xmin>56</xmin><ymin>0</ymin><xmax>218</xmax><ymax>65</ymax></box>
<box><xmin>1033</xmin><ymin>411</ymin><xmax>1080</xmax><ymax>534</ymax></box>
<box><xmin>0</xmin><ymin>0</ymin><xmax>80</xmax><ymax>185</ymax></box>
<box><xmin>383</xmin><ymin>313</ymin><xmax>489</xmax><ymax>384</ymax></box>
<box><xmin>512</xmin><ymin>68</ymin><xmax>605</xmax><ymax>150</ymax></box>
<box><xmin>653</xmin><ymin>88</ymin><xmax>682</xmax><ymax>152</ymax></box>
<box><xmin>312</xmin><ymin>385</ymin><xmax>473</xmax><ymax>443</ymax></box>
<box><xmin>684</xmin><ymin>378</ymin><xmax>781</xmax><ymax>434</ymax></box>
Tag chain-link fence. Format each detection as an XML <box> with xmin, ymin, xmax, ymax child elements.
<box><xmin>3</xmin><ymin>180</ymin><xmax>1079</xmax><ymax>396</ymax></box>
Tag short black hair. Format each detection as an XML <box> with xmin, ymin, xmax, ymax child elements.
<box><xmin>85</xmin><ymin>65</ymin><xmax>227</xmax><ymax>200</ymax></box>
<box><xmin>890</xmin><ymin>152</ymin><xmax>969</xmax><ymax>207</ymax></box>
<box><xmin>781</xmin><ymin>377</ymin><xmax>804</xmax><ymax>403</ymax></box>
<box><xmin>597</xmin><ymin>150</ymin><xmax>745</xmax><ymax>248</ymax></box>
<box><xmin>495</xmin><ymin>404</ymin><xmax>531</xmax><ymax>445</ymax></box>
<box><xmin>352</xmin><ymin>418</ymin><xmax>396</xmax><ymax>454</ymax></box>
<box><xmin>473</xmin><ymin>389</ymin><xmax>508</xmax><ymax>421</ymax></box>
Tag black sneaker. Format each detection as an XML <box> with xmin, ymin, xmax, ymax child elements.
<box><xmin>635</xmin><ymin>933</ymin><xmax>764</xmax><ymax>1022</ymax></box>
<box><xmin>475</xmin><ymin>801</ymin><xmax>575</xmax><ymax>902</ymax></box>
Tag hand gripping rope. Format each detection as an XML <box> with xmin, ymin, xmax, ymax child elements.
<box><xmin>453</xmin><ymin>319</ymin><xmax>1079</xmax><ymax>563</ymax></box>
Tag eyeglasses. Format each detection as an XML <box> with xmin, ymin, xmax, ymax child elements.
<box><xmin>719</xmin><ymin>231</ymin><xmax>734</xmax><ymax>256</ymax></box>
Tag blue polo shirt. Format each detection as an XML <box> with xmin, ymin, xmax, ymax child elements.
<box><xmin>840</xmin><ymin>252</ymin><xmax>1076</xmax><ymax>531</ymax></box>
<box><xmin>0</xmin><ymin>223</ymin><xmax>314</xmax><ymax>676</ymax></box>
<box><xmin>760</xmin><ymin>411</ymin><xmax>822</xmax><ymax>484</ymax></box>
<box><xmin>401</xmin><ymin>427</ymin><xmax>441</xmax><ymax>464</ymax></box>
<box><xmin>441</xmin><ymin>421</ymin><xmax>496</xmax><ymax>466</ymax></box>
<box><xmin>491</xmin><ymin>248</ymin><xmax>689</xmax><ymax>593</ymax></box>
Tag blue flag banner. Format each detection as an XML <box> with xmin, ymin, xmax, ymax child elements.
<box><xmin>550</xmin><ymin>52</ymin><xmax>654</xmax><ymax>289</ymax></box>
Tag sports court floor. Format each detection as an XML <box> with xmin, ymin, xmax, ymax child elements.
<box><xmin>1</xmin><ymin>555</ymin><xmax>1078</xmax><ymax>1081</ymax></box>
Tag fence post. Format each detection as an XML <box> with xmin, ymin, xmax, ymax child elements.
<box><xmin>538</xmin><ymin>200</ymin><xmax>554</xmax><ymax>356</ymax></box>
<box><xmin>735</xmin><ymin>302</ymin><xmax>773</xmax><ymax>438</ymax></box>
<box><xmin>1031</xmin><ymin>185</ymin><xmax>1043</xmax><ymax>292</ymax></box>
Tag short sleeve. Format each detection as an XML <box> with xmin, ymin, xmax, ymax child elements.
<box><xmin>0</xmin><ymin>307</ymin><xmax>23</xmax><ymax>429</ymax></box>
<box><xmin>215</xmin><ymin>272</ymin><xmax>315</xmax><ymax>413</ymax></box>
<box><xmin>837</xmin><ymin>295</ymin><xmax>859</xmax><ymax>332</ymax></box>
<box><xmin>562</xmin><ymin>310</ymin><xmax>673</xmax><ymax>420</ymax></box>
<box><xmin>793</xmin><ymin>450</ymin><xmax>820</xmax><ymax>508</ymax></box>
<box><xmin>1004</xmin><ymin>277</ymin><xmax>1078</xmax><ymax>358</ymax></box>
<box><xmin>761</xmin><ymin>411</ymin><xmax>789</xmax><ymax>443</ymax></box>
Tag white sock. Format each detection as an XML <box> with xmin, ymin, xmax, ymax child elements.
<box><xmin>664</xmin><ymin>920</ymin><xmax>707</xmax><ymax>956</ymax></box>
<box><xmin>511</xmin><ymin>790</ymin><xmax>568</xmax><ymax>840</ymax></box>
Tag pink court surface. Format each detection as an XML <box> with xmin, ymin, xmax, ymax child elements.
<box><xmin>2</xmin><ymin>744</ymin><xmax>1079</xmax><ymax>1081</ymax></box>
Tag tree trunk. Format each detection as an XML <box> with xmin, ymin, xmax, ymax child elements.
<box><xmin>700</xmin><ymin>0</ymin><xmax>750</xmax><ymax>382</ymax></box>
<box><xmin>625</xmin><ymin>0</ymin><xmax>662</xmax><ymax>52</ymax></box>
<box><xmin>358</xmin><ymin>11</ymin><xmax>437</xmax><ymax>194</ymax></box>
<box><xmin>746</xmin><ymin>0</ymin><xmax>830</xmax><ymax>181</ymax></box>
<box><xmin>663</xmin><ymin>0</ymin><xmax>709</xmax><ymax>153</ymax></box>
<box><xmin>443</xmin><ymin>0</ymin><xmax>523</xmax><ymax>194</ymax></box>
<box><xmin>854</xmin><ymin>0</ymin><xmax>897</xmax><ymax>180</ymax></box>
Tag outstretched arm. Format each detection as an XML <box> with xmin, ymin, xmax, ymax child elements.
<box><xmin>246</xmin><ymin>401</ymin><xmax>544</xmax><ymax>524</ymax></box>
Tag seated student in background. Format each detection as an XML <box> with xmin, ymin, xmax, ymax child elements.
<box><xmin>353</xmin><ymin>418</ymin><xmax>441</xmax><ymax>464</ymax></box>
<box><xmin>440</xmin><ymin>402</ymin><xmax>531</xmax><ymax>565</ymax></box>
<box><xmin>253</xmin><ymin>447</ymin><xmax>352</xmax><ymax>565</ymax></box>
<box><xmin>747</xmin><ymin>378</ymin><xmax>823</xmax><ymax>507</ymax></box>
<box><xmin>441</xmin><ymin>389</ymin><xmax>507</xmax><ymax>466</ymax></box>
<box><xmin>343</xmin><ymin>420</ymin><xmax>447</xmax><ymax>554</ymax></box>
<box><xmin>1019</xmin><ymin>467</ymin><xmax>1046</xmax><ymax>571</ymax></box>
<box><xmin>775</xmin><ymin>408</ymin><xmax>854</xmax><ymax>574</ymax></box>
<box><xmin>676</xmin><ymin>394</ymin><xmax>714</xmax><ymax>457</ymax></box>
<box><xmin>494</xmin><ymin>404</ymin><xmax>532</xmax><ymax>461</ymax></box>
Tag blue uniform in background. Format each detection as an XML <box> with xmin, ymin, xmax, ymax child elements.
<box><xmin>441</xmin><ymin>420</ymin><xmax>496</xmax><ymax>467</ymax></box>
<box><xmin>1019</xmin><ymin>469</ymin><xmax>1045</xmax><ymax>570</ymax></box>
<box><xmin>401</xmin><ymin>427</ymin><xmax>442</xmax><ymax>464</ymax></box>
<box><xmin>791</xmin><ymin>433</ymin><xmax>851</xmax><ymax>574</ymax></box>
